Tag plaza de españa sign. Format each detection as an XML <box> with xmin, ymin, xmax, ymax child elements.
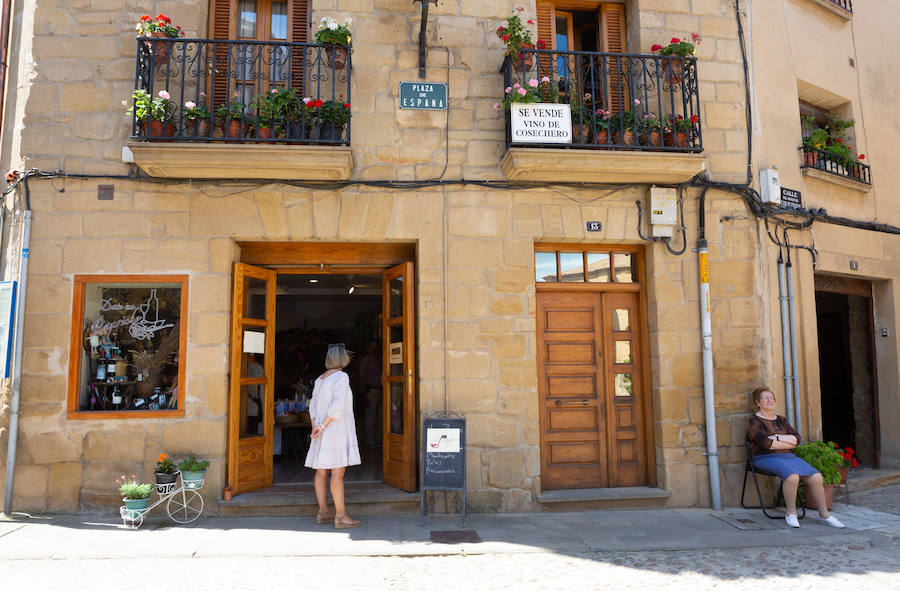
<box><xmin>399</xmin><ymin>82</ymin><xmax>447</xmax><ymax>110</ymax></box>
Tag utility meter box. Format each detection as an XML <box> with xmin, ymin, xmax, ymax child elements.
<box><xmin>650</xmin><ymin>186</ymin><xmax>677</xmax><ymax>237</ymax></box>
<box><xmin>759</xmin><ymin>167</ymin><xmax>781</xmax><ymax>204</ymax></box>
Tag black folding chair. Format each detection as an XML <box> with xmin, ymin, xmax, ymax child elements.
<box><xmin>741</xmin><ymin>434</ymin><xmax>806</xmax><ymax>519</ymax></box>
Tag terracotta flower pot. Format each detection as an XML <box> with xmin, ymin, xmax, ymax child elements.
<box><xmin>838</xmin><ymin>465</ymin><xmax>849</xmax><ymax>484</ymax></box>
<box><xmin>805</xmin><ymin>484</ymin><xmax>834</xmax><ymax>511</ymax></box>
<box><xmin>676</xmin><ymin>131</ymin><xmax>688</xmax><ymax>147</ymax></box>
<box><xmin>663</xmin><ymin>131</ymin><xmax>675</xmax><ymax>147</ymax></box>
<box><xmin>185</xmin><ymin>118</ymin><xmax>211</xmax><ymax>139</ymax></box>
<box><xmin>594</xmin><ymin>130</ymin><xmax>609</xmax><ymax>147</ymax></box>
<box><xmin>616</xmin><ymin>129</ymin><xmax>635</xmax><ymax>145</ymax></box>
<box><xmin>662</xmin><ymin>56</ymin><xmax>684</xmax><ymax>84</ymax></box>
<box><xmin>804</xmin><ymin>151</ymin><xmax>819</xmax><ymax>167</ymax></box>
<box><xmin>148</xmin><ymin>120</ymin><xmax>176</xmax><ymax>141</ymax></box>
<box><xmin>649</xmin><ymin>131</ymin><xmax>662</xmax><ymax>146</ymax></box>
<box><xmin>226</xmin><ymin>119</ymin><xmax>244</xmax><ymax>139</ymax></box>
<box><xmin>572</xmin><ymin>123</ymin><xmax>591</xmax><ymax>144</ymax></box>
<box><xmin>513</xmin><ymin>42</ymin><xmax>535</xmax><ymax>71</ymax></box>
<box><xmin>257</xmin><ymin>127</ymin><xmax>274</xmax><ymax>140</ymax></box>
<box><xmin>326</xmin><ymin>46</ymin><xmax>349</xmax><ymax>71</ymax></box>
<box><xmin>148</xmin><ymin>31</ymin><xmax>170</xmax><ymax>65</ymax></box>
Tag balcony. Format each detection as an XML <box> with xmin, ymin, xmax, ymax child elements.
<box><xmin>809</xmin><ymin>0</ymin><xmax>853</xmax><ymax>19</ymax></box>
<box><xmin>127</xmin><ymin>38</ymin><xmax>352</xmax><ymax>180</ymax></box>
<box><xmin>801</xmin><ymin>146</ymin><xmax>871</xmax><ymax>191</ymax></box>
<box><xmin>500</xmin><ymin>49</ymin><xmax>707</xmax><ymax>184</ymax></box>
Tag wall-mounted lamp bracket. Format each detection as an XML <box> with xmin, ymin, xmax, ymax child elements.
<box><xmin>413</xmin><ymin>0</ymin><xmax>439</xmax><ymax>78</ymax></box>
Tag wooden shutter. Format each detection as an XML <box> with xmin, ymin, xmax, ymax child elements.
<box><xmin>536</xmin><ymin>1</ymin><xmax>555</xmax><ymax>77</ymax></box>
<box><xmin>600</xmin><ymin>3</ymin><xmax>627</xmax><ymax>112</ymax></box>
<box><xmin>208</xmin><ymin>0</ymin><xmax>235</xmax><ymax>110</ymax></box>
<box><xmin>289</xmin><ymin>0</ymin><xmax>309</xmax><ymax>92</ymax></box>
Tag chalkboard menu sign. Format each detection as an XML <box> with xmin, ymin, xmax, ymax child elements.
<box><xmin>420</xmin><ymin>414</ymin><xmax>466</xmax><ymax>525</ymax></box>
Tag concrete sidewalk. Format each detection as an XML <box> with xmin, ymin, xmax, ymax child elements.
<box><xmin>2</xmin><ymin>501</ymin><xmax>900</xmax><ymax>559</ymax></box>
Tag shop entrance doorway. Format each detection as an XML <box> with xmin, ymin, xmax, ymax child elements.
<box><xmin>226</xmin><ymin>243</ymin><xmax>417</xmax><ymax>496</ymax></box>
<box><xmin>814</xmin><ymin>275</ymin><xmax>880</xmax><ymax>468</ymax></box>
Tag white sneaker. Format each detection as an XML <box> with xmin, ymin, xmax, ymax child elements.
<box><xmin>820</xmin><ymin>515</ymin><xmax>845</xmax><ymax>528</ymax></box>
<box><xmin>785</xmin><ymin>514</ymin><xmax>800</xmax><ymax>528</ymax></box>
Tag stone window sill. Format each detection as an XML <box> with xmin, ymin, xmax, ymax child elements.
<box><xmin>126</xmin><ymin>142</ymin><xmax>353</xmax><ymax>180</ymax></box>
<box><xmin>500</xmin><ymin>148</ymin><xmax>708</xmax><ymax>185</ymax></box>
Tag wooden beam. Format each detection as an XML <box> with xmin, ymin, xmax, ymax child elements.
<box><xmin>238</xmin><ymin>242</ymin><xmax>415</xmax><ymax>266</ymax></box>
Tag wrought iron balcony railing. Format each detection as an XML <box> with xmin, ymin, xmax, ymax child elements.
<box><xmin>502</xmin><ymin>49</ymin><xmax>702</xmax><ymax>153</ymax></box>
<box><xmin>826</xmin><ymin>0</ymin><xmax>853</xmax><ymax>13</ymax></box>
<box><xmin>801</xmin><ymin>146</ymin><xmax>871</xmax><ymax>184</ymax></box>
<box><xmin>132</xmin><ymin>38</ymin><xmax>351</xmax><ymax>144</ymax></box>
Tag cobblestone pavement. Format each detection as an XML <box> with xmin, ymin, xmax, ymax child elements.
<box><xmin>844</xmin><ymin>484</ymin><xmax>900</xmax><ymax>516</ymax></box>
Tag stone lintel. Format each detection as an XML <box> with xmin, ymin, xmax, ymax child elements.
<box><xmin>501</xmin><ymin>148</ymin><xmax>708</xmax><ymax>184</ymax></box>
<box><xmin>127</xmin><ymin>142</ymin><xmax>353</xmax><ymax>180</ymax></box>
<box><xmin>801</xmin><ymin>166</ymin><xmax>872</xmax><ymax>193</ymax></box>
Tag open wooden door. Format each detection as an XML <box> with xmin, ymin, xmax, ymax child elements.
<box><xmin>382</xmin><ymin>262</ymin><xmax>417</xmax><ymax>492</ymax></box>
<box><xmin>227</xmin><ymin>263</ymin><xmax>276</xmax><ymax>495</ymax></box>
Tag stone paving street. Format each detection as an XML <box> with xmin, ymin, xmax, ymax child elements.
<box><xmin>2</xmin><ymin>484</ymin><xmax>900</xmax><ymax>590</ymax></box>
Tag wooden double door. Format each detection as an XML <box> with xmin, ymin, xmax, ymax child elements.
<box><xmin>226</xmin><ymin>260</ymin><xmax>417</xmax><ymax>495</ymax></box>
<box><xmin>537</xmin><ymin>289</ymin><xmax>650</xmax><ymax>490</ymax></box>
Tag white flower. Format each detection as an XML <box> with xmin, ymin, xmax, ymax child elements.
<box><xmin>346</xmin><ymin>18</ymin><xmax>352</xmax><ymax>26</ymax></box>
<box><xmin>328</xmin><ymin>22</ymin><xmax>338</xmax><ymax>30</ymax></box>
<box><xmin>184</xmin><ymin>101</ymin><xmax>196</xmax><ymax>109</ymax></box>
<box><xmin>158</xmin><ymin>90</ymin><xmax>170</xmax><ymax>100</ymax></box>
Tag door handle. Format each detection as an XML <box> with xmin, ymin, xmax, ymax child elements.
<box><xmin>555</xmin><ymin>399</ymin><xmax>590</xmax><ymax>406</ymax></box>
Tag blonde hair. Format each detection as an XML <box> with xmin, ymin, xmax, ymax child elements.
<box><xmin>325</xmin><ymin>344</ymin><xmax>352</xmax><ymax>369</ymax></box>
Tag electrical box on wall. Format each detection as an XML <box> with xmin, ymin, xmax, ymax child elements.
<box><xmin>759</xmin><ymin>168</ymin><xmax>781</xmax><ymax>204</ymax></box>
<box><xmin>650</xmin><ymin>186</ymin><xmax>677</xmax><ymax>237</ymax></box>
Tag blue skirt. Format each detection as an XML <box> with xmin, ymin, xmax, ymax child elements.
<box><xmin>752</xmin><ymin>453</ymin><xmax>818</xmax><ymax>479</ymax></box>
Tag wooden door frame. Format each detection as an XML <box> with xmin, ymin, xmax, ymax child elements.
<box><xmin>534</xmin><ymin>243</ymin><xmax>657</xmax><ymax>488</ymax></box>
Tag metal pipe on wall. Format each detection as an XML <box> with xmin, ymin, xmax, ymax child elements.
<box><xmin>785</xmin><ymin>255</ymin><xmax>802</xmax><ymax>435</ymax></box>
<box><xmin>697</xmin><ymin>190</ymin><xmax>722</xmax><ymax>510</ymax></box>
<box><xmin>3</xmin><ymin>208</ymin><xmax>31</xmax><ymax>515</ymax></box>
<box><xmin>777</xmin><ymin>251</ymin><xmax>795</xmax><ymax>425</ymax></box>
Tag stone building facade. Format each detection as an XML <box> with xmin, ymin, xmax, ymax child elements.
<box><xmin>0</xmin><ymin>0</ymin><xmax>896</xmax><ymax>516</ymax></box>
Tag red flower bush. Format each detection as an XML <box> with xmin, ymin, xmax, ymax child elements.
<box><xmin>829</xmin><ymin>441</ymin><xmax>859</xmax><ymax>469</ymax></box>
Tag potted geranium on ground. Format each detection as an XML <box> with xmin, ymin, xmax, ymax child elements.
<box><xmin>316</xmin><ymin>16</ymin><xmax>352</xmax><ymax>70</ymax></box>
<box><xmin>793</xmin><ymin>440</ymin><xmax>844</xmax><ymax>510</ymax></box>
<box><xmin>830</xmin><ymin>441</ymin><xmax>859</xmax><ymax>484</ymax></box>
<box><xmin>179</xmin><ymin>455</ymin><xmax>210</xmax><ymax>489</ymax></box>
<box><xmin>651</xmin><ymin>33</ymin><xmax>700</xmax><ymax>84</ymax></box>
<box><xmin>136</xmin><ymin>14</ymin><xmax>184</xmax><ymax>64</ymax></box>
<box><xmin>116</xmin><ymin>474</ymin><xmax>153</xmax><ymax>511</ymax></box>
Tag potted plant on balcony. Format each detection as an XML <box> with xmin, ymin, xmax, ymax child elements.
<box><xmin>249</xmin><ymin>89</ymin><xmax>280</xmax><ymax>139</ymax></box>
<box><xmin>116</xmin><ymin>474</ymin><xmax>153</xmax><ymax>512</ymax></box>
<box><xmin>182</xmin><ymin>96</ymin><xmax>211</xmax><ymax>138</ymax></box>
<box><xmin>801</xmin><ymin>117</ymin><xmax>828</xmax><ymax>167</ymax></box>
<box><xmin>613</xmin><ymin>110</ymin><xmax>636</xmax><ymax>146</ymax></box>
<box><xmin>496</xmin><ymin>8</ymin><xmax>542</xmax><ymax>71</ymax></box>
<box><xmin>317</xmin><ymin>99</ymin><xmax>351</xmax><ymax>142</ymax></box>
<box><xmin>651</xmin><ymin>33</ymin><xmax>699</xmax><ymax>85</ymax></box>
<box><xmin>288</xmin><ymin>97</ymin><xmax>322</xmax><ymax>142</ymax></box>
<box><xmin>793</xmin><ymin>440</ymin><xmax>845</xmax><ymax>511</ymax></box>
<box><xmin>664</xmin><ymin>113</ymin><xmax>696</xmax><ymax>147</ymax></box>
<box><xmin>216</xmin><ymin>97</ymin><xmax>247</xmax><ymax>139</ymax></box>
<box><xmin>592</xmin><ymin>109</ymin><xmax>613</xmax><ymax>146</ymax></box>
<box><xmin>315</xmin><ymin>16</ymin><xmax>352</xmax><ymax>71</ymax></box>
<box><xmin>154</xmin><ymin>452</ymin><xmax>179</xmax><ymax>491</ymax></box>
<box><xmin>178</xmin><ymin>455</ymin><xmax>210</xmax><ymax>489</ymax></box>
<box><xmin>136</xmin><ymin>14</ymin><xmax>184</xmax><ymax>65</ymax></box>
<box><xmin>639</xmin><ymin>111</ymin><xmax>663</xmax><ymax>146</ymax></box>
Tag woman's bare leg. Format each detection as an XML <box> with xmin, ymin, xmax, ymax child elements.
<box><xmin>782</xmin><ymin>473</ymin><xmax>799</xmax><ymax>515</ymax></box>
<box><xmin>802</xmin><ymin>472</ymin><xmax>830</xmax><ymax>518</ymax></box>
<box><xmin>330</xmin><ymin>466</ymin><xmax>347</xmax><ymax>517</ymax></box>
<box><xmin>314</xmin><ymin>469</ymin><xmax>330</xmax><ymax>513</ymax></box>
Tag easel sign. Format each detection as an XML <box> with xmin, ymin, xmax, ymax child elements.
<box><xmin>420</xmin><ymin>413</ymin><xmax>466</xmax><ymax>526</ymax></box>
<box><xmin>0</xmin><ymin>282</ymin><xmax>17</xmax><ymax>379</ymax></box>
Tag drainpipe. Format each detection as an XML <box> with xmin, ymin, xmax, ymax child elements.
<box><xmin>776</xmin><ymin>249</ymin><xmax>795</xmax><ymax>426</ymax></box>
<box><xmin>784</xmin><ymin>235</ymin><xmax>802</xmax><ymax>435</ymax></box>
<box><xmin>697</xmin><ymin>189</ymin><xmax>722</xmax><ymax>510</ymax></box>
<box><xmin>3</xmin><ymin>205</ymin><xmax>31</xmax><ymax>516</ymax></box>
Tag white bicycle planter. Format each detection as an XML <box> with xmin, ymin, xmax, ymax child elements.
<box><xmin>120</xmin><ymin>471</ymin><xmax>204</xmax><ymax>528</ymax></box>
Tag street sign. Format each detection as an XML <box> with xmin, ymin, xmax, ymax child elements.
<box><xmin>399</xmin><ymin>82</ymin><xmax>447</xmax><ymax>110</ymax></box>
<box><xmin>781</xmin><ymin>187</ymin><xmax>802</xmax><ymax>209</ymax></box>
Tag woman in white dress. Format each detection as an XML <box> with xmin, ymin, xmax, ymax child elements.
<box><xmin>305</xmin><ymin>344</ymin><xmax>361</xmax><ymax>528</ymax></box>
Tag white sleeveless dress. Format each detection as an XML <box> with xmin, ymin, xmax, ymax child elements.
<box><xmin>304</xmin><ymin>371</ymin><xmax>361</xmax><ymax>470</ymax></box>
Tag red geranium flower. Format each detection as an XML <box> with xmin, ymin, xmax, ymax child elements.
<box><xmin>502</xmin><ymin>34</ymin><xmax>510</xmax><ymax>42</ymax></box>
<box><xmin>536</xmin><ymin>40</ymin><xmax>546</xmax><ymax>49</ymax></box>
<box><xmin>858</xmin><ymin>154</ymin><xmax>865</xmax><ymax>160</ymax></box>
<box><xmin>836</xmin><ymin>138</ymin><xmax>842</xmax><ymax>143</ymax></box>
<box><xmin>140</xmin><ymin>15</ymin><xmax>151</xmax><ymax>21</ymax></box>
<box><xmin>527</xmin><ymin>19</ymin><xmax>534</xmax><ymax>25</ymax></box>
<box><xmin>690</xmin><ymin>115</ymin><xmax>698</xmax><ymax>123</ymax></box>
<box><xmin>651</xmin><ymin>44</ymin><xmax>663</xmax><ymax>52</ymax></box>
<box><xmin>344</xmin><ymin>103</ymin><xmax>351</xmax><ymax>108</ymax></box>
<box><xmin>670</xmin><ymin>37</ymin><xmax>680</xmax><ymax>44</ymax></box>
<box><xmin>313</xmin><ymin>99</ymin><xmax>323</xmax><ymax>108</ymax></box>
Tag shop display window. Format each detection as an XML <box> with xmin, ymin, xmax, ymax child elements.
<box><xmin>67</xmin><ymin>275</ymin><xmax>188</xmax><ymax>419</ymax></box>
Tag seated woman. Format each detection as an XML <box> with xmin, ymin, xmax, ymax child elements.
<box><xmin>748</xmin><ymin>387</ymin><xmax>844</xmax><ymax>529</ymax></box>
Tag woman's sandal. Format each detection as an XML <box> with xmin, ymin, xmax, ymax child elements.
<box><xmin>334</xmin><ymin>515</ymin><xmax>361</xmax><ymax>529</ymax></box>
<box><xmin>316</xmin><ymin>511</ymin><xmax>335</xmax><ymax>525</ymax></box>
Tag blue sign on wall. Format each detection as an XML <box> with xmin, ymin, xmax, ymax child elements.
<box><xmin>0</xmin><ymin>282</ymin><xmax>17</xmax><ymax>378</ymax></box>
<box><xmin>399</xmin><ymin>82</ymin><xmax>447</xmax><ymax>110</ymax></box>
